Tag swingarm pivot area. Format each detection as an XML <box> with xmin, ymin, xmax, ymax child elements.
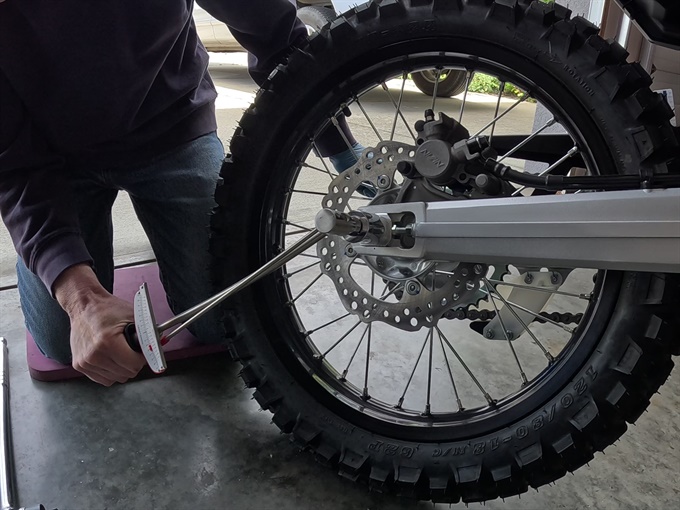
<box><xmin>333</xmin><ymin>188</ymin><xmax>680</xmax><ymax>274</ymax></box>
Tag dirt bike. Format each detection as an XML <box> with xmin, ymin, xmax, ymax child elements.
<box><xmin>209</xmin><ymin>0</ymin><xmax>680</xmax><ymax>503</ymax></box>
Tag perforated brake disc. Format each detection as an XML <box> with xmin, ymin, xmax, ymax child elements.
<box><xmin>316</xmin><ymin>141</ymin><xmax>486</xmax><ymax>332</ymax></box>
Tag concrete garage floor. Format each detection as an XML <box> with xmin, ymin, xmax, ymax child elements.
<box><xmin>1</xmin><ymin>54</ymin><xmax>679</xmax><ymax>510</ymax></box>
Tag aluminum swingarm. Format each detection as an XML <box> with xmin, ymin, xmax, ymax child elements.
<box><xmin>317</xmin><ymin>188</ymin><xmax>680</xmax><ymax>274</ymax></box>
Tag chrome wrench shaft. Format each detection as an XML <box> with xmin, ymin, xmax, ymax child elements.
<box><xmin>127</xmin><ymin>229</ymin><xmax>326</xmax><ymax>372</ymax></box>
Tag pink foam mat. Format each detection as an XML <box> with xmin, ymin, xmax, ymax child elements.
<box><xmin>27</xmin><ymin>263</ymin><xmax>227</xmax><ymax>382</ymax></box>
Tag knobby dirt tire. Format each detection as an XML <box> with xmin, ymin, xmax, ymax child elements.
<box><xmin>210</xmin><ymin>0</ymin><xmax>679</xmax><ymax>503</ymax></box>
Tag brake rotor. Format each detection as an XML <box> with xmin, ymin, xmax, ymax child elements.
<box><xmin>317</xmin><ymin>141</ymin><xmax>486</xmax><ymax>332</ymax></box>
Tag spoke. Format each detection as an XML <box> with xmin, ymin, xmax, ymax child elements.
<box><xmin>489</xmin><ymin>81</ymin><xmax>505</xmax><ymax>143</ymax></box>
<box><xmin>285</xmin><ymin>229</ymin><xmax>311</xmax><ymax>236</ymax></box>
<box><xmin>390</xmin><ymin>72</ymin><xmax>409</xmax><ymax>142</ymax></box>
<box><xmin>458</xmin><ymin>69</ymin><xmax>474</xmax><ymax>123</ymax></box>
<box><xmin>488</xmin><ymin>279</ymin><xmax>591</xmax><ymax>300</ymax></box>
<box><xmin>436</xmin><ymin>326</ymin><xmax>494</xmax><ymax>405</ymax></box>
<box><xmin>511</xmin><ymin>146</ymin><xmax>580</xmax><ymax>196</ymax></box>
<box><xmin>322</xmin><ymin>321</ymin><xmax>362</xmax><ymax>357</ymax></box>
<box><xmin>362</xmin><ymin>323</ymin><xmax>372</xmax><ymax>399</ymax></box>
<box><xmin>282</xmin><ymin>220</ymin><xmax>314</xmax><ymax>233</ymax></box>
<box><xmin>363</xmin><ymin>275</ymin><xmax>376</xmax><ymax>399</ymax></box>
<box><xmin>282</xmin><ymin>260</ymin><xmax>320</xmax><ymax>279</ymax></box>
<box><xmin>354</xmin><ymin>96</ymin><xmax>384</xmax><ymax>142</ymax></box>
<box><xmin>340</xmin><ymin>324</ymin><xmax>370</xmax><ymax>380</ymax></box>
<box><xmin>381</xmin><ymin>82</ymin><xmax>417</xmax><ymax>141</ymax></box>
<box><xmin>347</xmin><ymin>255</ymin><xmax>369</xmax><ymax>269</ymax></box>
<box><xmin>471</xmin><ymin>94</ymin><xmax>530</xmax><ymax>138</ymax></box>
<box><xmin>395</xmin><ymin>329</ymin><xmax>430</xmax><ymax>409</ymax></box>
<box><xmin>424</xmin><ymin>328</ymin><xmax>434</xmax><ymax>415</ymax></box>
<box><xmin>430</xmin><ymin>68</ymin><xmax>442</xmax><ymax>112</ymax></box>
<box><xmin>291</xmin><ymin>189</ymin><xmax>328</xmax><ymax>197</ymax></box>
<box><xmin>379</xmin><ymin>282</ymin><xmax>403</xmax><ymax>301</ymax></box>
<box><xmin>486</xmin><ymin>292</ymin><xmax>577</xmax><ymax>334</ymax></box>
<box><xmin>310</xmin><ymin>141</ymin><xmax>337</xmax><ymax>181</ymax></box>
<box><xmin>300</xmin><ymin>160</ymin><xmax>336</xmax><ymax>180</ymax></box>
<box><xmin>438</xmin><ymin>331</ymin><xmax>463</xmax><ymax>412</ymax></box>
<box><xmin>497</xmin><ymin>118</ymin><xmax>557</xmax><ymax>163</ymax></box>
<box><xmin>330</xmin><ymin>116</ymin><xmax>360</xmax><ymax>156</ymax></box>
<box><xmin>290</xmin><ymin>272</ymin><xmax>324</xmax><ymax>304</ymax></box>
<box><xmin>298</xmin><ymin>253</ymin><xmax>320</xmax><ymax>260</ymax></box>
<box><xmin>483</xmin><ymin>280</ymin><xmax>555</xmax><ymax>363</ymax></box>
<box><xmin>482</xmin><ymin>281</ymin><xmax>529</xmax><ymax>386</ymax></box>
<box><xmin>307</xmin><ymin>313</ymin><xmax>352</xmax><ymax>335</ymax></box>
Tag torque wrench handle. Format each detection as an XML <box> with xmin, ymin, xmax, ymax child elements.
<box><xmin>122</xmin><ymin>322</ymin><xmax>168</xmax><ymax>375</ymax></box>
<box><xmin>123</xmin><ymin>323</ymin><xmax>142</xmax><ymax>353</ymax></box>
<box><xmin>122</xmin><ymin>324</ymin><xmax>168</xmax><ymax>352</ymax></box>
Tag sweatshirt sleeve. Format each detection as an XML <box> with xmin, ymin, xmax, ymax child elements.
<box><xmin>196</xmin><ymin>0</ymin><xmax>307</xmax><ymax>85</ymax></box>
<box><xmin>0</xmin><ymin>69</ymin><xmax>92</xmax><ymax>294</ymax></box>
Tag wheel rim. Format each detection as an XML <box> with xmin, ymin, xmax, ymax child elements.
<box><xmin>257</xmin><ymin>47</ymin><xmax>620</xmax><ymax>440</ymax></box>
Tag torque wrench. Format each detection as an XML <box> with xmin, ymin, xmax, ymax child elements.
<box><xmin>124</xmin><ymin>230</ymin><xmax>325</xmax><ymax>373</ymax></box>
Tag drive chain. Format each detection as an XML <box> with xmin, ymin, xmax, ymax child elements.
<box><xmin>443</xmin><ymin>308</ymin><xmax>583</xmax><ymax>325</ymax></box>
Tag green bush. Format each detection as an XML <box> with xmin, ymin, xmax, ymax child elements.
<box><xmin>468</xmin><ymin>73</ymin><xmax>527</xmax><ymax>99</ymax></box>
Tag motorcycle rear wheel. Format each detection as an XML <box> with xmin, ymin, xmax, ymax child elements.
<box><xmin>211</xmin><ymin>0</ymin><xmax>679</xmax><ymax>502</ymax></box>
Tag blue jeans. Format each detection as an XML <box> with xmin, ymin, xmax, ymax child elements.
<box><xmin>17</xmin><ymin>132</ymin><xmax>226</xmax><ymax>365</ymax></box>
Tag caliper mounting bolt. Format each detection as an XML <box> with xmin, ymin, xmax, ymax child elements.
<box><xmin>376</xmin><ymin>174</ymin><xmax>391</xmax><ymax>189</ymax></box>
<box><xmin>406</xmin><ymin>280</ymin><xmax>421</xmax><ymax>296</ymax></box>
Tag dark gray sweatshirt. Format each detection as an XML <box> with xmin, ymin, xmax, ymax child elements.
<box><xmin>0</xmin><ymin>0</ymin><xmax>304</xmax><ymax>292</ymax></box>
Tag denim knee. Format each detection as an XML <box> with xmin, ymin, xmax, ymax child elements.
<box><xmin>17</xmin><ymin>259</ymin><xmax>73</xmax><ymax>365</ymax></box>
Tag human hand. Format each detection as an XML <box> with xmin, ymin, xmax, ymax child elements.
<box><xmin>54</xmin><ymin>264</ymin><xmax>146</xmax><ymax>386</ymax></box>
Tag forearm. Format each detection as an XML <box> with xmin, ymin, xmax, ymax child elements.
<box><xmin>0</xmin><ymin>166</ymin><xmax>92</xmax><ymax>293</ymax></box>
<box><xmin>196</xmin><ymin>0</ymin><xmax>306</xmax><ymax>84</ymax></box>
<box><xmin>54</xmin><ymin>264</ymin><xmax>108</xmax><ymax>316</ymax></box>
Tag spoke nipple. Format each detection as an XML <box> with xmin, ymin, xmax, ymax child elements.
<box><xmin>550</xmin><ymin>272</ymin><xmax>560</xmax><ymax>284</ymax></box>
<box><xmin>505</xmin><ymin>330</ymin><xmax>514</xmax><ymax>340</ymax></box>
<box><xmin>524</xmin><ymin>273</ymin><xmax>534</xmax><ymax>285</ymax></box>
